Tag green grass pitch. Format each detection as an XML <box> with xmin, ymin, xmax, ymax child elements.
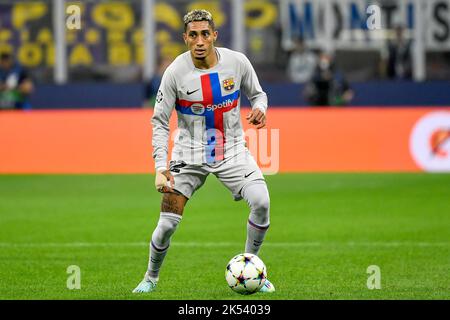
<box><xmin>0</xmin><ymin>173</ymin><xmax>449</xmax><ymax>300</ymax></box>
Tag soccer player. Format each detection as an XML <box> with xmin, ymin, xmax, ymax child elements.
<box><xmin>133</xmin><ymin>9</ymin><xmax>274</xmax><ymax>293</ymax></box>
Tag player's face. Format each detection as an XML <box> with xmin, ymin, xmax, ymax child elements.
<box><xmin>183</xmin><ymin>21</ymin><xmax>217</xmax><ymax>61</ymax></box>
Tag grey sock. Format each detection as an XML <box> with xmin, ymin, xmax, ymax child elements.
<box><xmin>146</xmin><ymin>212</ymin><xmax>182</xmax><ymax>279</ymax></box>
<box><xmin>246</xmin><ymin>219</ymin><xmax>270</xmax><ymax>255</ymax></box>
<box><xmin>242</xmin><ymin>182</ymin><xmax>270</xmax><ymax>255</ymax></box>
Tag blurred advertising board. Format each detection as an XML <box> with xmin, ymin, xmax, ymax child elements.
<box><xmin>1</xmin><ymin>108</ymin><xmax>449</xmax><ymax>173</ymax></box>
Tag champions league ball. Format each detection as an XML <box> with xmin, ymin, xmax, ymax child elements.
<box><xmin>225</xmin><ymin>253</ymin><xmax>267</xmax><ymax>295</ymax></box>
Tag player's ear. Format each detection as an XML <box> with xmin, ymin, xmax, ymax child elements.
<box><xmin>183</xmin><ymin>33</ymin><xmax>187</xmax><ymax>44</ymax></box>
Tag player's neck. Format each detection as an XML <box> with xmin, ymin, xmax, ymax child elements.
<box><xmin>192</xmin><ymin>48</ymin><xmax>218</xmax><ymax>70</ymax></box>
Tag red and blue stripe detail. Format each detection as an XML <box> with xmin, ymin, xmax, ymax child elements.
<box><xmin>175</xmin><ymin>73</ymin><xmax>240</xmax><ymax>163</ymax></box>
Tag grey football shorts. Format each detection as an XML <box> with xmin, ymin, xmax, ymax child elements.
<box><xmin>170</xmin><ymin>150</ymin><xmax>266</xmax><ymax>201</ymax></box>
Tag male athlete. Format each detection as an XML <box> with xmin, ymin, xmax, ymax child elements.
<box><xmin>133</xmin><ymin>9</ymin><xmax>274</xmax><ymax>293</ymax></box>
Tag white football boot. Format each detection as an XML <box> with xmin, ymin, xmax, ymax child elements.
<box><xmin>132</xmin><ymin>278</ymin><xmax>158</xmax><ymax>293</ymax></box>
<box><xmin>259</xmin><ymin>279</ymin><xmax>275</xmax><ymax>293</ymax></box>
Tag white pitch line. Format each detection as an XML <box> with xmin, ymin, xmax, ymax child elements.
<box><xmin>0</xmin><ymin>242</ymin><xmax>448</xmax><ymax>248</ymax></box>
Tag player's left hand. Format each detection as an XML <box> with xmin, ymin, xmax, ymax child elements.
<box><xmin>246</xmin><ymin>108</ymin><xmax>266</xmax><ymax>129</ymax></box>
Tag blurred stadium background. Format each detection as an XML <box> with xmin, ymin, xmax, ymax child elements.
<box><xmin>1</xmin><ymin>0</ymin><xmax>449</xmax><ymax>173</ymax></box>
<box><xmin>1</xmin><ymin>0</ymin><xmax>450</xmax><ymax>108</ymax></box>
<box><xmin>0</xmin><ymin>0</ymin><xmax>449</xmax><ymax>300</ymax></box>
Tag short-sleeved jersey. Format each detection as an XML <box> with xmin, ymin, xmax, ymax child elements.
<box><xmin>152</xmin><ymin>47</ymin><xmax>268</xmax><ymax>169</ymax></box>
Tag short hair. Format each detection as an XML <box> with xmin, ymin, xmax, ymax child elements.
<box><xmin>183</xmin><ymin>9</ymin><xmax>215</xmax><ymax>32</ymax></box>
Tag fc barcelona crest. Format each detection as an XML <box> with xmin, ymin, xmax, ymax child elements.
<box><xmin>223</xmin><ymin>78</ymin><xmax>235</xmax><ymax>91</ymax></box>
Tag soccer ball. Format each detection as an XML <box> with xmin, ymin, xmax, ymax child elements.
<box><xmin>225</xmin><ymin>253</ymin><xmax>267</xmax><ymax>295</ymax></box>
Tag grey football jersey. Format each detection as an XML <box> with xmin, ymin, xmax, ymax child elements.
<box><xmin>152</xmin><ymin>47</ymin><xmax>268</xmax><ymax>169</ymax></box>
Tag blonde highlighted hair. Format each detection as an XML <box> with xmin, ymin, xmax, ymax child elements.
<box><xmin>183</xmin><ymin>9</ymin><xmax>215</xmax><ymax>31</ymax></box>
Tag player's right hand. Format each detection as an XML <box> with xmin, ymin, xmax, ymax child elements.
<box><xmin>155</xmin><ymin>169</ymin><xmax>175</xmax><ymax>193</ymax></box>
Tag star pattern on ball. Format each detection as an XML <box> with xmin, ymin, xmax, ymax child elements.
<box><xmin>236</xmin><ymin>272</ymin><xmax>246</xmax><ymax>286</ymax></box>
<box><xmin>225</xmin><ymin>253</ymin><xmax>268</xmax><ymax>295</ymax></box>
<box><xmin>243</xmin><ymin>256</ymin><xmax>252</xmax><ymax>265</ymax></box>
<box><xmin>255</xmin><ymin>268</ymin><xmax>266</xmax><ymax>284</ymax></box>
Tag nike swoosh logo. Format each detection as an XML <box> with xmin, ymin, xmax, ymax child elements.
<box><xmin>244</xmin><ymin>171</ymin><xmax>256</xmax><ymax>178</ymax></box>
<box><xmin>187</xmin><ymin>88</ymin><xmax>200</xmax><ymax>95</ymax></box>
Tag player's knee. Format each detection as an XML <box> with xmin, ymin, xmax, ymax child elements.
<box><xmin>251</xmin><ymin>196</ymin><xmax>270</xmax><ymax>214</ymax></box>
<box><xmin>157</xmin><ymin>216</ymin><xmax>180</xmax><ymax>234</ymax></box>
<box><xmin>243</xmin><ymin>183</ymin><xmax>270</xmax><ymax>218</ymax></box>
<box><xmin>249</xmin><ymin>194</ymin><xmax>270</xmax><ymax>225</ymax></box>
<box><xmin>152</xmin><ymin>213</ymin><xmax>182</xmax><ymax>247</ymax></box>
